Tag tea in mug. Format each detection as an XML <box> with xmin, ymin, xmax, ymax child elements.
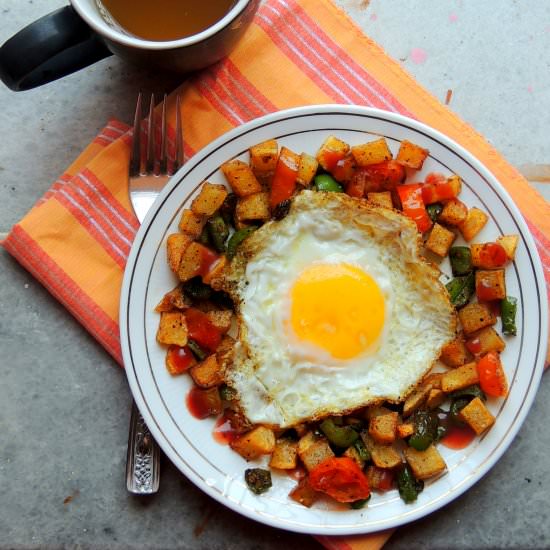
<box><xmin>98</xmin><ymin>0</ymin><xmax>237</xmax><ymax>41</ymax></box>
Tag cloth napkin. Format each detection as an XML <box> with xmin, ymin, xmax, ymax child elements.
<box><xmin>3</xmin><ymin>0</ymin><xmax>550</xmax><ymax>548</ymax></box>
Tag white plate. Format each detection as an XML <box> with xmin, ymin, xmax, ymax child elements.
<box><xmin>120</xmin><ymin>105</ymin><xmax>547</xmax><ymax>535</ymax></box>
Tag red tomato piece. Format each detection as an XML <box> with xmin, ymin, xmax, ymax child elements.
<box><xmin>421</xmin><ymin>181</ymin><xmax>456</xmax><ymax>204</ymax></box>
<box><xmin>397</xmin><ymin>184</ymin><xmax>433</xmax><ymax>233</ymax></box>
<box><xmin>309</xmin><ymin>457</ymin><xmax>371</xmax><ymax>503</ymax></box>
<box><xmin>477</xmin><ymin>352</ymin><xmax>508</xmax><ymax>397</ymax></box>
<box><xmin>166</xmin><ymin>345</ymin><xmax>196</xmax><ymax>374</ymax></box>
<box><xmin>270</xmin><ymin>148</ymin><xmax>299</xmax><ymax>208</ymax></box>
<box><xmin>185</xmin><ymin>308</ymin><xmax>222</xmax><ymax>352</ymax></box>
<box><xmin>476</xmin><ymin>243</ymin><xmax>508</xmax><ymax>268</ymax></box>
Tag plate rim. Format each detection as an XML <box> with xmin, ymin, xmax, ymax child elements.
<box><xmin>120</xmin><ymin>104</ymin><xmax>548</xmax><ymax>535</ymax></box>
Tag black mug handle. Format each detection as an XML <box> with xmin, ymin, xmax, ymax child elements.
<box><xmin>0</xmin><ymin>5</ymin><xmax>113</xmax><ymax>91</ymax></box>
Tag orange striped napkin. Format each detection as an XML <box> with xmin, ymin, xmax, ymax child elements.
<box><xmin>2</xmin><ymin>0</ymin><xmax>549</xmax><ymax>548</ymax></box>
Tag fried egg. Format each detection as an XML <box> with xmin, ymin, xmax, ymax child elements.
<box><xmin>222</xmin><ymin>190</ymin><xmax>456</xmax><ymax>428</ymax></box>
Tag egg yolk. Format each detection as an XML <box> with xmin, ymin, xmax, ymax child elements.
<box><xmin>290</xmin><ymin>263</ymin><xmax>385</xmax><ymax>360</ymax></box>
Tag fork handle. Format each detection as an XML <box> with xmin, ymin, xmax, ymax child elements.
<box><xmin>126</xmin><ymin>401</ymin><xmax>161</xmax><ymax>494</ymax></box>
<box><xmin>0</xmin><ymin>6</ymin><xmax>112</xmax><ymax>91</ymax></box>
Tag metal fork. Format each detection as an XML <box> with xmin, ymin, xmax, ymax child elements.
<box><xmin>125</xmin><ymin>92</ymin><xmax>183</xmax><ymax>494</ymax></box>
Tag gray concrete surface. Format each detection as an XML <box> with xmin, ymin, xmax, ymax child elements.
<box><xmin>1</xmin><ymin>1</ymin><xmax>549</xmax><ymax>549</ymax></box>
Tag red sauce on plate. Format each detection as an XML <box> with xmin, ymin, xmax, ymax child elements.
<box><xmin>287</xmin><ymin>466</ymin><xmax>307</xmax><ymax>481</ymax></box>
<box><xmin>441</xmin><ymin>424</ymin><xmax>476</xmax><ymax>450</ymax></box>
<box><xmin>212</xmin><ymin>414</ymin><xmax>238</xmax><ymax>445</ymax></box>
<box><xmin>186</xmin><ymin>386</ymin><xmax>222</xmax><ymax>419</ymax></box>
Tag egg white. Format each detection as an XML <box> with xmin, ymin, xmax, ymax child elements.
<box><xmin>223</xmin><ymin>191</ymin><xmax>456</xmax><ymax>428</ymax></box>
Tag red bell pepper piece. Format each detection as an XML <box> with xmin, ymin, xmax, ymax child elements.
<box><xmin>331</xmin><ymin>154</ymin><xmax>356</xmax><ymax>182</ymax></box>
<box><xmin>363</xmin><ymin>160</ymin><xmax>406</xmax><ymax>190</ymax></box>
<box><xmin>397</xmin><ymin>184</ymin><xmax>433</xmax><ymax>233</ymax></box>
<box><xmin>477</xmin><ymin>351</ymin><xmax>508</xmax><ymax>397</ymax></box>
<box><xmin>421</xmin><ymin>181</ymin><xmax>456</xmax><ymax>204</ymax></box>
<box><xmin>185</xmin><ymin>308</ymin><xmax>222</xmax><ymax>352</ymax></box>
<box><xmin>270</xmin><ymin>146</ymin><xmax>299</xmax><ymax>208</ymax></box>
<box><xmin>425</xmin><ymin>172</ymin><xmax>447</xmax><ymax>186</ymax></box>
<box><xmin>309</xmin><ymin>457</ymin><xmax>371</xmax><ymax>503</ymax></box>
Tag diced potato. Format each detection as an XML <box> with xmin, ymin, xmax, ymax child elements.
<box><xmin>458</xmin><ymin>396</ymin><xmax>495</xmax><ymax>435</ymax></box>
<box><xmin>297</xmin><ymin>431</ymin><xmax>316</xmax><ymax>456</ymax></box>
<box><xmin>176</xmin><ymin>242</ymin><xmax>205</xmax><ymax>282</ymax></box>
<box><xmin>178</xmin><ymin>209</ymin><xmax>206</xmax><ymax>238</ymax></box>
<box><xmin>235</xmin><ymin>192</ymin><xmax>270</xmax><ymax>222</ymax></box>
<box><xmin>403</xmin><ymin>384</ymin><xmax>433</xmax><ymax>417</ymax></box>
<box><xmin>441</xmin><ymin>361</ymin><xmax>479</xmax><ymax>393</ymax></box>
<box><xmin>189</xmin><ymin>354</ymin><xmax>223</xmax><ymax>388</ymax></box>
<box><xmin>367</xmin><ymin>191</ymin><xmax>393</xmax><ymax>209</ymax></box>
<box><xmin>370</xmin><ymin>444</ymin><xmax>403</xmax><ymax>469</ymax></box>
<box><xmin>403</xmin><ymin>445</ymin><xmax>446</xmax><ymax>480</ymax></box>
<box><xmin>438</xmin><ymin>198</ymin><xmax>468</xmax><ymax>226</ymax></box>
<box><xmin>396</xmin><ymin>139</ymin><xmax>429</xmax><ymax>170</ymax></box>
<box><xmin>289</xmin><ymin>477</ymin><xmax>320</xmax><ymax>508</ymax></box>
<box><xmin>423</xmin><ymin>372</ymin><xmax>443</xmax><ymax>390</ymax></box>
<box><xmin>426</xmin><ymin>388</ymin><xmax>446</xmax><ymax>409</ymax></box>
<box><xmin>475</xmin><ymin>269</ymin><xmax>506</xmax><ymax>301</ymax></box>
<box><xmin>425</xmin><ymin>223</ymin><xmax>456</xmax><ymax>257</ymax></box>
<box><xmin>497</xmin><ymin>234</ymin><xmax>519</xmax><ymax>260</ymax></box>
<box><xmin>154</xmin><ymin>286</ymin><xmax>190</xmax><ymax>312</ymax></box>
<box><xmin>166</xmin><ymin>233</ymin><xmax>191</xmax><ymax>273</ymax></box>
<box><xmin>316</xmin><ymin>135</ymin><xmax>350</xmax><ymax>171</ymax></box>
<box><xmin>298</xmin><ymin>437</ymin><xmax>335</xmax><ymax>472</ymax></box>
<box><xmin>440</xmin><ymin>335</ymin><xmax>471</xmax><ymax>368</ymax></box>
<box><xmin>296</xmin><ymin>152</ymin><xmax>319</xmax><ymax>186</ymax></box>
<box><xmin>269</xmin><ymin>438</ymin><xmax>299</xmax><ymax>470</ymax></box>
<box><xmin>365</xmin><ymin>405</ymin><xmax>394</xmax><ymax>420</ymax></box>
<box><xmin>249</xmin><ymin>139</ymin><xmax>278</xmax><ymax>176</ymax></box>
<box><xmin>466</xmin><ymin>326</ymin><xmax>505</xmax><ymax>355</ymax></box>
<box><xmin>351</xmin><ymin>138</ymin><xmax>393</xmax><ymax>167</ymax></box>
<box><xmin>205</xmin><ymin>310</ymin><xmax>233</xmax><ymax>334</ymax></box>
<box><xmin>230</xmin><ymin>426</ymin><xmax>276</xmax><ymax>460</ymax></box>
<box><xmin>343</xmin><ymin>444</ymin><xmax>366</xmax><ymax>468</ymax></box>
<box><xmin>458</xmin><ymin>302</ymin><xmax>497</xmax><ymax>335</ymax></box>
<box><xmin>156</xmin><ymin>311</ymin><xmax>188</xmax><ymax>346</ymax></box>
<box><xmin>217</xmin><ymin>334</ymin><xmax>235</xmax><ymax>353</ymax></box>
<box><xmin>221</xmin><ymin>159</ymin><xmax>263</xmax><ymax>197</ymax></box>
<box><xmin>293</xmin><ymin>424</ymin><xmax>309</xmax><ymax>438</ymax></box>
<box><xmin>368</xmin><ymin>411</ymin><xmax>399</xmax><ymax>444</ymax></box>
<box><xmin>202</xmin><ymin>255</ymin><xmax>227</xmax><ymax>288</ymax></box>
<box><xmin>447</xmin><ymin>174</ymin><xmax>462</xmax><ymax>196</ymax></box>
<box><xmin>360</xmin><ymin>432</ymin><xmax>401</xmax><ymax>468</ymax></box>
<box><xmin>397</xmin><ymin>423</ymin><xmax>414</xmax><ymax>439</ymax></box>
<box><xmin>459</xmin><ymin>207</ymin><xmax>488</xmax><ymax>241</ymax></box>
<box><xmin>191</xmin><ymin>182</ymin><xmax>228</xmax><ymax>217</ymax></box>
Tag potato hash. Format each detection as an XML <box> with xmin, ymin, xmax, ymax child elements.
<box><xmin>155</xmin><ymin>133</ymin><xmax>518</xmax><ymax>508</ymax></box>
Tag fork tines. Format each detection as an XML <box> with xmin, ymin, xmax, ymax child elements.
<box><xmin>129</xmin><ymin>92</ymin><xmax>183</xmax><ymax>178</ymax></box>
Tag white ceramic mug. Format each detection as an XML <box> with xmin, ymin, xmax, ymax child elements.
<box><xmin>0</xmin><ymin>0</ymin><xmax>259</xmax><ymax>91</ymax></box>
